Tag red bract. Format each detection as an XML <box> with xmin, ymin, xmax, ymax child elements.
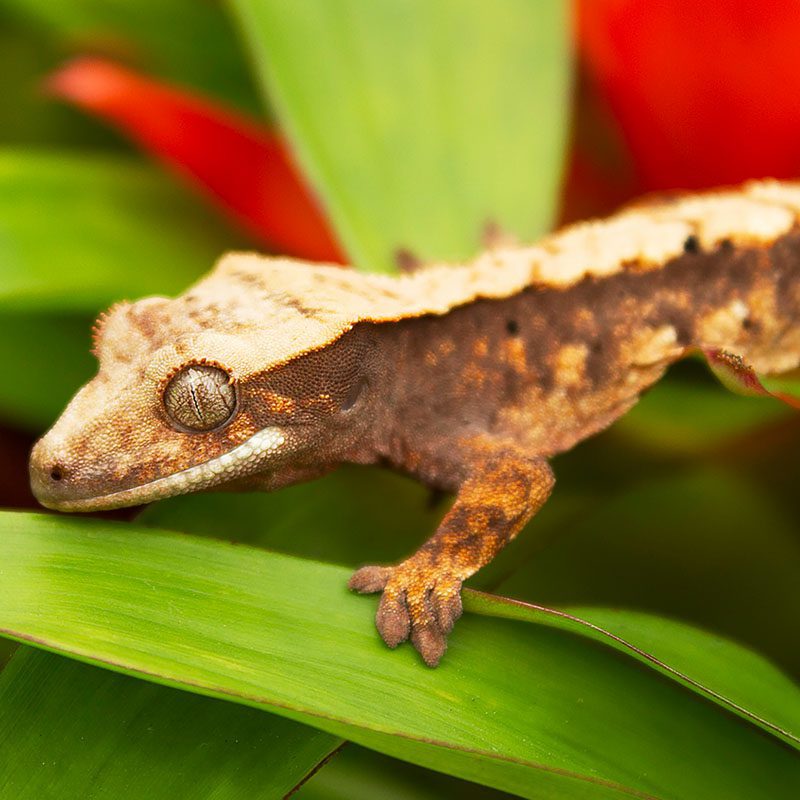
<box><xmin>46</xmin><ymin>58</ymin><xmax>344</xmax><ymax>263</ymax></box>
<box><xmin>579</xmin><ymin>0</ymin><xmax>800</xmax><ymax>191</ymax></box>
<box><xmin>703</xmin><ymin>349</ymin><xmax>800</xmax><ymax>409</ymax></box>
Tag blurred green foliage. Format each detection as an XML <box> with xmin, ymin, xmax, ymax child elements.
<box><xmin>1</xmin><ymin>513</ymin><xmax>797</xmax><ymax>799</ymax></box>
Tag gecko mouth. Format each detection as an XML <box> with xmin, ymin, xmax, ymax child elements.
<box><xmin>30</xmin><ymin>427</ymin><xmax>287</xmax><ymax>512</ymax></box>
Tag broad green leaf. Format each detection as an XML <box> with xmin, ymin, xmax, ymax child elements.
<box><xmin>1</xmin><ymin>513</ymin><xmax>798</xmax><ymax>799</ymax></box>
<box><xmin>565</xmin><ymin>607</ymin><xmax>800</xmax><ymax>748</ymax></box>
<box><xmin>3</xmin><ymin>0</ymin><xmax>261</xmax><ymax>113</ymax></box>
<box><xmin>229</xmin><ymin>0</ymin><xmax>570</xmax><ymax>271</ymax></box>
<box><xmin>138</xmin><ymin>466</ymin><xmax>599</xmax><ymax>603</ymax></box>
<box><xmin>497</xmin><ymin>466</ymin><xmax>800</xmax><ymax>676</ymax></box>
<box><xmin>0</xmin><ymin>150</ymin><xmax>239</xmax><ymax>312</ymax></box>
<box><xmin>143</xmin><ymin>435</ymin><xmax>800</xmax><ymax>676</ymax></box>
<box><xmin>467</xmin><ymin>596</ymin><xmax>800</xmax><ymax>748</ymax></box>
<box><xmin>0</xmin><ymin>646</ymin><xmax>340</xmax><ymax>799</ymax></box>
<box><xmin>146</xmin><ymin>482</ymin><xmax>800</xmax><ymax>746</ymax></box>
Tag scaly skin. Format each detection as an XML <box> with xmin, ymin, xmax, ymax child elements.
<box><xmin>29</xmin><ymin>180</ymin><xmax>800</xmax><ymax>666</ymax></box>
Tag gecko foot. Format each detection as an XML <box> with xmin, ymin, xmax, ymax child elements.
<box><xmin>349</xmin><ymin>560</ymin><xmax>463</xmax><ymax>667</ymax></box>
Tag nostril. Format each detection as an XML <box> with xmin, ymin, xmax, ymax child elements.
<box><xmin>50</xmin><ymin>465</ymin><xmax>64</xmax><ymax>482</ymax></box>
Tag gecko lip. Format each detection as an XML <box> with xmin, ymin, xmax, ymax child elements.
<box><xmin>30</xmin><ymin>426</ymin><xmax>287</xmax><ymax>512</ymax></box>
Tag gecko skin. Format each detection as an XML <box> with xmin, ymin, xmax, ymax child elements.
<box><xmin>30</xmin><ymin>180</ymin><xmax>800</xmax><ymax>666</ymax></box>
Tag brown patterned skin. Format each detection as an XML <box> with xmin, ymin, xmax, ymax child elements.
<box><xmin>29</xmin><ymin>182</ymin><xmax>800</xmax><ymax>666</ymax></box>
<box><xmin>345</xmin><ymin>231</ymin><xmax>800</xmax><ymax>664</ymax></box>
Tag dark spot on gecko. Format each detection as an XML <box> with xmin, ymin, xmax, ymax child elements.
<box><xmin>683</xmin><ymin>235</ymin><xmax>700</xmax><ymax>254</ymax></box>
<box><xmin>506</xmin><ymin>319</ymin><xmax>519</xmax><ymax>336</ymax></box>
<box><xmin>671</xmin><ymin>318</ymin><xmax>694</xmax><ymax>346</ymax></box>
<box><xmin>395</xmin><ymin>248</ymin><xmax>422</xmax><ymax>273</ymax></box>
<box><xmin>272</xmin><ymin>291</ymin><xmax>320</xmax><ymax>318</ymax></box>
<box><xmin>772</xmin><ymin>232</ymin><xmax>800</xmax><ymax>319</ymax></box>
<box><xmin>584</xmin><ymin>345</ymin><xmax>613</xmax><ymax>387</ymax></box>
<box><xmin>128</xmin><ymin>309</ymin><xmax>162</xmax><ymax>342</ymax></box>
<box><xmin>719</xmin><ymin>238</ymin><xmax>734</xmax><ymax>252</ymax></box>
<box><xmin>482</xmin><ymin>219</ymin><xmax>510</xmax><ymax>249</ymax></box>
<box><xmin>230</xmin><ymin>269</ymin><xmax>264</xmax><ymax>287</ymax></box>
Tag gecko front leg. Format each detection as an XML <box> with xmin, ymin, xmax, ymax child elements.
<box><xmin>349</xmin><ymin>439</ymin><xmax>554</xmax><ymax>666</ymax></box>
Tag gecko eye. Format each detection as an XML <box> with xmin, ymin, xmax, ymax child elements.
<box><xmin>163</xmin><ymin>364</ymin><xmax>237</xmax><ymax>432</ymax></box>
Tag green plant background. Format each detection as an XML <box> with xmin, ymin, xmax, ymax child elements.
<box><xmin>0</xmin><ymin>1</ymin><xmax>798</xmax><ymax>798</ymax></box>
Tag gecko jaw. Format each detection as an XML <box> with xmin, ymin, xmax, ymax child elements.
<box><xmin>32</xmin><ymin>427</ymin><xmax>286</xmax><ymax>512</ymax></box>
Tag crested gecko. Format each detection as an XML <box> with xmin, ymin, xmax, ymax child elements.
<box><xmin>29</xmin><ymin>180</ymin><xmax>800</xmax><ymax>666</ymax></box>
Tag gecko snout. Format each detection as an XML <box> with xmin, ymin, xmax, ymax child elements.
<box><xmin>28</xmin><ymin>437</ymin><xmax>80</xmax><ymax>510</ymax></box>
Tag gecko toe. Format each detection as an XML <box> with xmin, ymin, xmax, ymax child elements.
<box><xmin>348</xmin><ymin>565</ymin><xmax>391</xmax><ymax>593</ymax></box>
<box><xmin>376</xmin><ymin>587</ymin><xmax>411</xmax><ymax>647</ymax></box>
<box><xmin>433</xmin><ymin>580</ymin><xmax>463</xmax><ymax>634</ymax></box>
<box><xmin>407</xmin><ymin>578</ymin><xmax>461</xmax><ymax>665</ymax></box>
<box><xmin>411</xmin><ymin>624</ymin><xmax>447</xmax><ymax>667</ymax></box>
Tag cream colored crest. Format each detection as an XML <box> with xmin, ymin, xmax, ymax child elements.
<box><xmin>176</xmin><ymin>179</ymin><xmax>800</xmax><ymax>377</ymax></box>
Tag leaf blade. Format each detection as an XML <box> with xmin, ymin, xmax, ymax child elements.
<box><xmin>0</xmin><ymin>646</ymin><xmax>340</xmax><ymax>799</ymax></box>
<box><xmin>229</xmin><ymin>0</ymin><xmax>571</xmax><ymax>271</ymax></box>
<box><xmin>0</xmin><ymin>512</ymin><xmax>798</xmax><ymax>799</ymax></box>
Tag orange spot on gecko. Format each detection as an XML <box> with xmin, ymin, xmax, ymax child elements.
<box><xmin>502</xmin><ymin>337</ymin><xmax>527</xmax><ymax>373</ymax></box>
<box><xmin>472</xmin><ymin>337</ymin><xmax>489</xmax><ymax>358</ymax></box>
<box><xmin>461</xmin><ymin>362</ymin><xmax>488</xmax><ymax>388</ymax></box>
<box><xmin>264</xmin><ymin>392</ymin><xmax>295</xmax><ymax>414</ymax></box>
<box><xmin>554</xmin><ymin>343</ymin><xmax>588</xmax><ymax>387</ymax></box>
<box><xmin>439</xmin><ymin>339</ymin><xmax>456</xmax><ymax>356</ymax></box>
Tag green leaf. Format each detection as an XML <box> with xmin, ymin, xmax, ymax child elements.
<box><xmin>0</xmin><ymin>646</ymin><xmax>340</xmax><ymax>799</ymax></box>
<box><xmin>228</xmin><ymin>0</ymin><xmax>570</xmax><ymax>271</ymax></box>
<box><xmin>296</xmin><ymin>744</ymin><xmax>512</xmax><ymax>800</ymax></box>
<box><xmin>3</xmin><ymin>0</ymin><xmax>261</xmax><ymax>113</ymax></box>
<box><xmin>0</xmin><ymin>149</ymin><xmax>239</xmax><ymax>312</ymax></box>
<box><xmin>1</xmin><ymin>512</ymin><xmax>798</xmax><ymax>799</ymax></box>
<box><xmin>467</xmin><ymin>596</ymin><xmax>800</xmax><ymax>748</ymax></box>
<box><xmin>565</xmin><ymin>607</ymin><xmax>800</xmax><ymax>748</ymax></box>
<box><xmin>497</xmin><ymin>466</ymin><xmax>800</xmax><ymax>676</ymax></box>
<box><xmin>128</xmin><ymin>480</ymin><xmax>800</xmax><ymax>747</ymax></box>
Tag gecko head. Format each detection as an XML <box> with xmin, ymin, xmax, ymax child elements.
<box><xmin>29</xmin><ymin>255</ymin><xmax>380</xmax><ymax>512</ymax></box>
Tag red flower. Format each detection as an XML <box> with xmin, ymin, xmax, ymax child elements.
<box><xmin>579</xmin><ymin>0</ymin><xmax>800</xmax><ymax>191</ymax></box>
<box><xmin>46</xmin><ymin>58</ymin><xmax>344</xmax><ymax>263</ymax></box>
